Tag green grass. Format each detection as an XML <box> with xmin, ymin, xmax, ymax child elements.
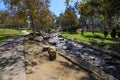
<box><xmin>51</xmin><ymin>29</ymin><xmax>58</xmax><ymax>33</ymax></box>
<box><xmin>62</xmin><ymin>32</ymin><xmax>113</xmax><ymax>43</ymax></box>
<box><xmin>0</xmin><ymin>28</ymin><xmax>21</xmax><ymax>41</ymax></box>
<box><xmin>62</xmin><ymin>31</ymin><xmax>120</xmax><ymax>53</ymax></box>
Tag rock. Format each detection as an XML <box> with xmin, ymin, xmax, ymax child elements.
<box><xmin>49</xmin><ymin>46</ymin><xmax>56</xmax><ymax>51</ymax></box>
<box><xmin>48</xmin><ymin>50</ymin><xmax>56</xmax><ymax>61</ymax></box>
<box><xmin>29</xmin><ymin>36</ymin><xmax>34</xmax><ymax>40</ymax></box>
<box><xmin>62</xmin><ymin>45</ymin><xmax>67</xmax><ymax>50</ymax></box>
<box><xmin>59</xmin><ymin>38</ymin><xmax>64</xmax><ymax>41</ymax></box>
<box><xmin>89</xmin><ymin>56</ymin><xmax>95</xmax><ymax>60</ymax></box>
<box><xmin>48</xmin><ymin>46</ymin><xmax>57</xmax><ymax>61</ymax></box>
<box><xmin>65</xmin><ymin>42</ymin><xmax>73</xmax><ymax>50</ymax></box>
<box><xmin>42</xmin><ymin>45</ymin><xmax>49</xmax><ymax>52</ymax></box>
<box><xmin>31</xmin><ymin>60</ymin><xmax>37</xmax><ymax>67</ymax></box>
<box><xmin>24</xmin><ymin>37</ymin><xmax>28</xmax><ymax>41</ymax></box>
<box><xmin>104</xmin><ymin>56</ymin><xmax>113</xmax><ymax>60</ymax></box>
<box><xmin>66</xmin><ymin>45</ymin><xmax>73</xmax><ymax>50</ymax></box>
<box><xmin>43</xmin><ymin>35</ymin><xmax>50</xmax><ymax>40</ymax></box>
<box><xmin>26</xmin><ymin>68</ymin><xmax>33</xmax><ymax>74</ymax></box>
<box><xmin>48</xmin><ymin>40</ymin><xmax>57</xmax><ymax>45</ymax></box>
<box><xmin>105</xmin><ymin>66</ymin><xmax>116</xmax><ymax>71</ymax></box>
<box><xmin>24</xmin><ymin>60</ymin><xmax>31</xmax><ymax>66</ymax></box>
<box><xmin>34</xmin><ymin>36</ymin><xmax>43</xmax><ymax>42</ymax></box>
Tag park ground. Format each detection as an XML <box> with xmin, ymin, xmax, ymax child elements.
<box><xmin>62</xmin><ymin>31</ymin><xmax>120</xmax><ymax>53</ymax></box>
<box><xmin>0</xmin><ymin>28</ymin><xmax>98</xmax><ymax>80</ymax></box>
<box><xmin>24</xmin><ymin>41</ymin><xmax>93</xmax><ymax>80</ymax></box>
<box><xmin>0</xmin><ymin>28</ymin><xmax>120</xmax><ymax>53</ymax></box>
<box><xmin>0</xmin><ymin>28</ymin><xmax>120</xmax><ymax>80</ymax></box>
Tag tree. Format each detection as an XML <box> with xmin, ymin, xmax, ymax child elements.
<box><xmin>60</xmin><ymin>6</ymin><xmax>79</xmax><ymax>33</ymax></box>
<box><xmin>3</xmin><ymin>0</ymin><xmax>51</xmax><ymax>37</ymax></box>
<box><xmin>78</xmin><ymin>0</ymin><xmax>120</xmax><ymax>30</ymax></box>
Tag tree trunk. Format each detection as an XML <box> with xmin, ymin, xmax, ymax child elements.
<box><xmin>30</xmin><ymin>17</ymin><xmax>36</xmax><ymax>38</ymax></box>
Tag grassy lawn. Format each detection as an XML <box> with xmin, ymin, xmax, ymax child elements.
<box><xmin>0</xmin><ymin>28</ymin><xmax>21</xmax><ymax>42</ymax></box>
<box><xmin>62</xmin><ymin>32</ymin><xmax>120</xmax><ymax>53</ymax></box>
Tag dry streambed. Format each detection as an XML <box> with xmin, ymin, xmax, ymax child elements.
<box><xmin>48</xmin><ymin>33</ymin><xmax>120</xmax><ymax>80</ymax></box>
<box><xmin>24</xmin><ymin>41</ymin><xmax>93</xmax><ymax>80</ymax></box>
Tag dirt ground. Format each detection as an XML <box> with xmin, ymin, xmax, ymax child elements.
<box><xmin>24</xmin><ymin>42</ymin><xmax>92</xmax><ymax>80</ymax></box>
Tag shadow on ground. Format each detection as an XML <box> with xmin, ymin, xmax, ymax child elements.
<box><xmin>57</xmin><ymin>60</ymin><xmax>96</xmax><ymax>80</ymax></box>
<box><xmin>0</xmin><ymin>36</ymin><xmax>26</xmax><ymax>80</ymax></box>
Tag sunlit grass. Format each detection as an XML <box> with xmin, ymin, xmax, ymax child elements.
<box><xmin>0</xmin><ymin>28</ymin><xmax>21</xmax><ymax>41</ymax></box>
<box><xmin>62</xmin><ymin>32</ymin><xmax>113</xmax><ymax>43</ymax></box>
<box><xmin>62</xmin><ymin>32</ymin><xmax>120</xmax><ymax>53</ymax></box>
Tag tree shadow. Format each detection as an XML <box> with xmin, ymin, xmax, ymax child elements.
<box><xmin>88</xmin><ymin>40</ymin><xmax>120</xmax><ymax>53</ymax></box>
<box><xmin>84</xmin><ymin>34</ymin><xmax>120</xmax><ymax>42</ymax></box>
<box><xmin>57</xmin><ymin>61</ymin><xmax>96</xmax><ymax>80</ymax></box>
<box><xmin>61</xmin><ymin>38</ymin><xmax>120</xmax><ymax>79</ymax></box>
<box><xmin>0</xmin><ymin>37</ymin><xmax>25</xmax><ymax>80</ymax></box>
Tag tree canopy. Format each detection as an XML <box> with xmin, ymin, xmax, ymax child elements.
<box><xmin>2</xmin><ymin>0</ymin><xmax>54</xmax><ymax>35</ymax></box>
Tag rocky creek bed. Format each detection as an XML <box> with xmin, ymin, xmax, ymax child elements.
<box><xmin>48</xmin><ymin>33</ymin><xmax>120</xmax><ymax>80</ymax></box>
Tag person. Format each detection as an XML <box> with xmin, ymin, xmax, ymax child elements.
<box><xmin>103</xmin><ymin>30</ymin><xmax>108</xmax><ymax>38</ymax></box>
<box><xmin>81</xmin><ymin>29</ymin><xmax>84</xmax><ymax>35</ymax></box>
<box><xmin>111</xmin><ymin>28</ymin><xmax>116</xmax><ymax>38</ymax></box>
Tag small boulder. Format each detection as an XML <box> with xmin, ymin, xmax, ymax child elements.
<box><xmin>59</xmin><ymin>38</ymin><xmax>64</xmax><ymax>41</ymax></box>
<box><xmin>48</xmin><ymin>40</ymin><xmax>57</xmax><ymax>45</ymax></box>
<box><xmin>26</xmin><ymin>68</ymin><xmax>33</xmax><ymax>74</ymax></box>
<box><xmin>48</xmin><ymin>46</ymin><xmax>57</xmax><ymax>61</ymax></box>
<box><xmin>48</xmin><ymin>50</ymin><xmax>56</xmax><ymax>61</ymax></box>
<box><xmin>43</xmin><ymin>35</ymin><xmax>50</xmax><ymax>40</ymax></box>
<box><xmin>42</xmin><ymin>45</ymin><xmax>49</xmax><ymax>52</ymax></box>
<box><xmin>31</xmin><ymin>60</ymin><xmax>37</xmax><ymax>67</ymax></box>
<box><xmin>34</xmin><ymin>36</ymin><xmax>43</xmax><ymax>42</ymax></box>
<box><xmin>49</xmin><ymin>46</ymin><xmax>56</xmax><ymax>51</ymax></box>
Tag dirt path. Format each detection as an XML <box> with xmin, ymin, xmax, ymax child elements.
<box><xmin>24</xmin><ymin>42</ymin><xmax>93</xmax><ymax>80</ymax></box>
<box><xmin>0</xmin><ymin>36</ymin><xmax>26</xmax><ymax>80</ymax></box>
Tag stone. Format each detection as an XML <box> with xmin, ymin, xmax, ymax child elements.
<box><xmin>48</xmin><ymin>50</ymin><xmax>56</xmax><ymax>61</ymax></box>
<box><xmin>24</xmin><ymin>60</ymin><xmax>30</xmax><ymax>66</ymax></box>
<box><xmin>104</xmin><ymin>56</ymin><xmax>113</xmax><ymax>60</ymax></box>
<box><xmin>34</xmin><ymin>36</ymin><xmax>43</xmax><ymax>42</ymax></box>
<box><xmin>59</xmin><ymin>38</ymin><xmax>64</xmax><ymax>41</ymax></box>
<box><xmin>26</xmin><ymin>68</ymin><xmax>33</xmax><ymax>74</ymax></box>
<box><xmin>48</xmin><ymin>40</ymin><xmax>57</xmax><ymax>45</ymax></box>
<box><xmin>48</xmin><ymin>46</ymin><xmax>57</xmax><ymax>61</ymax></box>
<box><xmin>66</xmin><ymin>45</ymin><xmax>73</xmax><ymax>50</ymax></box>
<box><xmin>31</xmin><ymin>60</ymin><xmax>37</xmax><ymax>67</ymax></box>
<box><xmin>65</xmin><ymin>42</ymin><xmax>73</xmax><ymax>50</ymax></box>
<box><xmin>43</xmin><ymin>35</ymin><xmax>50</xmax><ymax>40</ymax></box>
<box><xmin>49</xmin><ymin>46</ymin><xmax>56</xmax><ymax>51</ymax></box>
<box><xmin>28</xmin><ymin>36</ymin><xmax>34</xmax><ymax>40</ymax></box>
<box><xmin>42</xmin><ymin>45</ymin><xmax>49</xmax><ymax>52</ymax></box>
<box><xmin>89</xmin><ymin>56</ymin><xmax>96</xmax><ymax>60</ymax></box>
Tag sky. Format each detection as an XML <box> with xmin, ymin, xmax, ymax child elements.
<box><xmin>0</xmin><ymin>1</ymin><xmax>7</xmax><ymax>10</ymax></box>
<box><xmin>0</xmin><ymin>0</ymin><xmax>80</xmax><ymax>16</ymax></box>
<box><xmin>49</xmin><ymin>0</ymin><xmax>66</xmax><ymax>16</ymax></box>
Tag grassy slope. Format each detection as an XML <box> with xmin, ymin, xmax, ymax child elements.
<box><xmin>0</xmin><ymin>28</ymin><xmax>21</xmax><ymax>41</ymax></box>
<box><xmin>62</xmin><ymin>32</ymin><xmax>120</xmax><ymax>53</ymax></box>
